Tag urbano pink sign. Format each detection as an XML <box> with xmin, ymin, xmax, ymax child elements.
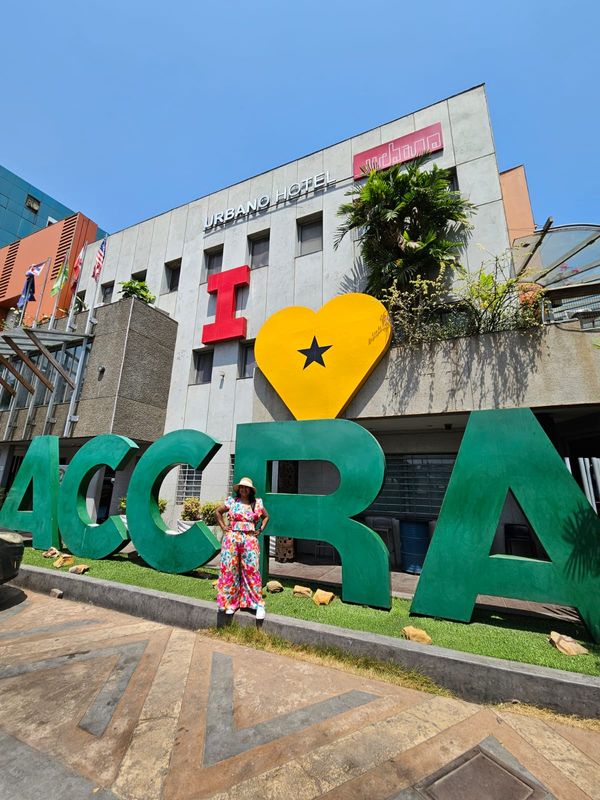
<box><xmin>353</xmin><ymin>122</ymin><xmax>444</xmax><ymax>179</ymax></box>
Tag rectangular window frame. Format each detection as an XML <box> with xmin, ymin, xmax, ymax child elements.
<box><xmin>101</xmin><ymin>281</ymin><xmax>114</xmax><ymax>304</ymax></box>
<box><xmin>204</xmin><ymin>246</ymin><xmax>224</xmax><ymax>277</ymax></box>
<box><xmin>164</xmin><ymin>258</ymin><xmax>181</xmax><ymax>293</ymax></box>
<box><xmin>191</xmin><ymin>348</ymin><xmax>214</xmax><ymax>385</ymax></box>
<box><xmin>297</xmin><ymin>213</ymin><xmax>323</xmax><ymax>257</ymax></box>
<box><xmin>249</xmin><ymin>231</ymin><xmax>270</xmax><ymax>269</ymax></box>
<box><xmin>238</xmin><ymin>340</ymin><xmax>256</xmax><ymax>379</ymax></box>
<box><xmin>25</xmin><ymin>194</ymin><xmax>41</xmax><ymax>214</ymax></box>
<box><xmin>176</xmin><ymin>464</ymin><xmax>202</xmax><ymax>503</ymax></box>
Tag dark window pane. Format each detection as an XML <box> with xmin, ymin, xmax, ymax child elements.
<box><xmin>240</xmin><ymin>342</ymin><xmax>255</xmax><ymax>378</ymax></box>
<box><xmin>101</xmin><ymin>282</ymin><xmax>114</xmax><ymax>304</ymax></box>
<box><xmin>167</xmin><ymin>266</ymin><xmax>180</xmax><ymax>291</ymax></box>
<box><xmin>206</xmin><ymin>249</ymin><xmax>223</xmax><ymax>273</ymax></box>
<box><xmin>193</xmin><ymin>350</ymin><xmax>213</xmax><ymax>384</ymax></box>
<box><xmin>298</xmin><ymin>218</ymin><xmax>323</xmax><ymax>256</ymax></box>
<box><xmin>250</xmin><ymin>235</ymin><xmax>269</xmax><ymax>268</ymax></box>
<box><xmin>165</xmin><ymin>259</ymin><xmax>181</xmax><ymax>292</ymax></box>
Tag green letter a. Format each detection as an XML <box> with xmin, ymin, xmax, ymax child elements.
<box><xmin>411</xmin><ymin>408</ymin><xmax>600</xmax><ymax>642</ymax></box>
<box><xmin>0</xmin><ymin>436</ymin><xmax>60</xmax><ymax>550</ymax></box>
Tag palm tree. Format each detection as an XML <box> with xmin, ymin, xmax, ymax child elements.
<box><xmin>335</xmin><ymin>157</ymin><xmax>475</xmax><ymax>298</ymax></box>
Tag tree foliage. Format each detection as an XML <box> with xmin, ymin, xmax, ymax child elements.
<box><xmin>119</xmin><ymin>279</ymin><xmax>156</xmax><ymax>304</ymax></box>
<box><xmin>335</xmin><ymin>157</ymin><xmax>475</xmax><ymax>297</ymax></box>
<box><xmin>385</xmin><ymin>255</ymin><xmax>543</xmax><ymax>347</ymax></box>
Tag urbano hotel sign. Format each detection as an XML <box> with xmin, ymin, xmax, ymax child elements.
<box><xmin>353</xmin><ymin>122</ymin><xmax>443</xmax><ymax>179</ymax></box>
<box><xmin>204</xmin><ymin>171</ymin><xmax>336</xmax><ymax>230</ymax></box>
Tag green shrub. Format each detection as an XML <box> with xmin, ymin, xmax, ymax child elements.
<box><xmin>181</xmin><ymin>497</ymin><xmax>202</xmax><ymax>521</ymax></box>
<box><xmin>119</xmin><ymin>279</ymin><xmax>156</xmax><ymax>304</ymax></box>
<box><xmin>180</xmin><ymin>498</ymin><xmax>220</xmax><ymax>525</ymax></box>
<box><xmin>120</xmin><ymin>495</ymin><xmax>167</xmax><ymax>514</ymax></box>
<box><xmin>200</xmin><ymin>501</ymin><xmax>219</xmax><ymax>526</ymax></box>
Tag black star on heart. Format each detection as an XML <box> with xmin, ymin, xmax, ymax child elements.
<box><xmin>298</xmin><ymin>336</ymin><xmax>332</xmax><ymax>369</ymax></box>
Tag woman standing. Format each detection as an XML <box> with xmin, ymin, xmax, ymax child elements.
<box><xmin>215</xmin><ymin>477</ymin><xmax>269</xmax><ymax>619</ymax></box>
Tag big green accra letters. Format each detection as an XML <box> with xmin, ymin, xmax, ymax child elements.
<box><xmin>58</xmin><ymin>434</ymin><xmax>138</xmax><ymax>559</ymax></box>
<box><xmin>4</xmin><ymin>410</ymin><xmax>600</xmax><ymax>639</ymax></box>
<box><xmin>235</xmin><ymin>419</ymin><xmax>391</xmax><ymax>609</ymax></box>
<box><xmin>412</xmin><ymin>408</ymin><xmax>600</xmax><ymax>642</ymax></box>
<box><xmin>0</xmin><ymin>435</ymin><xmax>60</xmax><ymax>551</ymax></box>
<box><xmin>126</xmin><ymin>430</ymin><xmax>221</xmax><ymax>573</ymax></box>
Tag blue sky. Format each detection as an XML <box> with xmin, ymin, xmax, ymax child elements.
<box><xmin>1</xmin><ymin>0</ymin><xmax>598</xmax><ymax>234</ymax></box>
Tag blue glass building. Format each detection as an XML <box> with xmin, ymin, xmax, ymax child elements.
<box><xmin>0</xmin><ymin>165</ymin><xmax>77</xmax><ymax>247</ymax></box>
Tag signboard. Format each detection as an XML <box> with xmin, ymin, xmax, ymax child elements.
<box><xmin>204</xmin><ymin>171</ymin><xmax>336</xmax><ymax>230</ymax></box>
<box><xmin>353</xmin><ymin>122</ymin><xmax>444</xmax><ymax>179</ymax></box>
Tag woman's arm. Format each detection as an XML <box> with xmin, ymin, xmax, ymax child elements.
<box><xmin>215</xmin><ymin>504</ymin><xmax>230</xmax><ymax>533</ymax></box>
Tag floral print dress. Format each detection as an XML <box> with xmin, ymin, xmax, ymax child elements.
<box><xmin>217</xmin><ymin>496</ymin><xmax>265</xmax><ymax>612</ymax></box>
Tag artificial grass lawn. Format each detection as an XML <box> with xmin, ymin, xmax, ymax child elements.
<box><xmin>22</xmin><ymin>544</ymin><xmax>600</xmax><ymax>677</ymax></box>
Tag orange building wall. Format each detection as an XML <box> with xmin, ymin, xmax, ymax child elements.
<box><xmin>500</xmin><ymin>165</ymin><xmax>536</xmax><ymax>244</ymax></box>
<box><xmin>0</xmin><ymin>214</ymin><xmax>99</xmax><ymax>326</ymax></box>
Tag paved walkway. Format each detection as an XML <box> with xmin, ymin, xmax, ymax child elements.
<box><xmin>0</xmin><ymin>585</ymin><xmax>598</xmax><ymax>800</ymax></box>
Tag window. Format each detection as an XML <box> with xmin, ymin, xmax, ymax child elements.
<box><xmin>239</xmin><ymin>341</ymin><xmax>256</xmax><ymax>379</ymax></box>
<box><xmin>0</xmin><ymin>366</ymin><xmax>16</xmax><ymax>410</ymax></box>
<box><xmin>368</xmin><ymin>454</ymin><xmax>456</xmax><ymax>520</ymax></box>
<box><xmin>297</xmin><ymin>214</ymin><xmax>323</xmax><ymax>256</ymax></box>
<box><xmin>101</xmin><ymin>282</ymin><xmax>114</xmax><ymax>304</ymax></box>
<box><xmin>446</xmin><ymin>167</ymin><xmax>459</xmax><ymax>193</ymax></box>
<box><xmin>228</xmin><ymin>454</ymin><xmax>235</xmax><ymax>494</ymax></box>
<box><xmin>164</xmin><ymin>258</ymin><xmax>181</xmax><ymax>292</ymax></box>
<box><xmin>205</xmin><ymin>247</ymin><xmax>223</xmax><ymax>275</ymax></box>
<box><xmin>52</xmin><ymin>343</ymin><xmax>90</xmax><ymax>405</ymax></box>
<box><xmin>75</xmin><ymin>291</ymin><xmax>86</xmax><ymax>312</ymax></box>
<box><xmin>192</xmin><ymin>349</ymin><xmax>213</xmax><ymax>384</ymax></box>
<box><xmin>249</xmin><ymin>232</ymin><xmax>269</xmax><ymax>268</ymax></box>
<box><xmin>25</xmin><ymin>194</ymin><xmax>40</xmax><ymax>214</ymax></box>
<box><xmin>176</xmin><ymin>464</ymin><xmax>202</xmax><ymax>503</ymax></box>
<box><xmin>131</xmin><ymin>270</ymin><xmax>147</xmax><ymax>282</ymax></box>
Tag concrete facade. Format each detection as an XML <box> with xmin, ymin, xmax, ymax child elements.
<box><xmin>72</xmin><ymin>85</ymin><xmax>523</xmax><ymax>515</ymax></box>
<box><xmin>0</xmin><ymin>298</ymin><xmax>177</xmax><ymax>501</ymax></box>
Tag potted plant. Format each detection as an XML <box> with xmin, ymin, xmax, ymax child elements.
<box><xmin>119</xmin><ymin>279</ymin><xmax>156</xmax><ymax>305</ymax></box>
<box><xmin>177</xmin><ymin>498</ymin><xmax>223</xmax><ymax>541</ymax></box>
<box><xmin>120</xmin><ymin>495</ymin><xmax>167</xmax><ymax>527</ymax></box>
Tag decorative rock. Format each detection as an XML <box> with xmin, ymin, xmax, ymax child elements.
<box><xmin>69</xmin><ymin>564</ymin><xmax>90</xmax><ymax>575</ymax></box>
<box><xmin>266</xmin><ymin>580</ymin><xmax>284</xmax><ymax>593</ymax></box>
<box><xmin>549</xmin><ymin>631</ymin><xmax>589</xmax><ymax>655</ymax></box>
<box><xmin>402</xmin><ymin>626</ymin><xmax>433</xmax><ymax>645</ymax></box>
<box><xmin>312</xmin><ymin>589</ymin><xmax>335</xmax><ymax>606</ymax></box>
<box><xmin>53</xmin><ymin>555</ymin><xmax>74</xmax><ymax>569</ymax></box>
<box><xmin>293</xmin><ymin>585</ymin><xmax>313</xmax><ymax>598</ymax></box>
<box><xmin>49</xmin><ymin>588</ymin><xmax>63</xmax><ymax>599</ymax></box>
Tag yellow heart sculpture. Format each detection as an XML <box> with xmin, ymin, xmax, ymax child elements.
<box><xmin>255</xmin><ymin>293</ymin><xmax>391</xmax><ymax>420</ymax></box>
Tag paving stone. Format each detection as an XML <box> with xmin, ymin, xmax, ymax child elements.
<box><xmin>1</xmin><ymin>588</ymin><xmax>599</xmax><ymax>800</ymax></box>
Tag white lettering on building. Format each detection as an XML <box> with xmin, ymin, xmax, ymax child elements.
<box><xmin>204</xmin><ymin>172</ymin><xmax>336</xmax><ymax>230</ymax></box>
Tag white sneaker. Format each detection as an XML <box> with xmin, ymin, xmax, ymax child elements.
<box><xmin>225</xmin><ymin>608</ymin><xmax>235</xmax><ymax>615</ymax></box>
<box><xmin>256</xmin><ymin>605</ymin><xmax>266</xmax><ymax>620</ymax></box>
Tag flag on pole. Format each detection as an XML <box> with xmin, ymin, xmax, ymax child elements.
<box><xmin>70</xmin><ymin>246</ymin><xmax>85</xmax><ymax>292</ymax></box>
<box><xmin>16</xmin><ymin>261</ymin><xmax>46</xmax><ymax>308</ymax></box>
<box><xmin>92</xmin><ymin>239</ymin><xmax>106</xmax><ymax>282</ymax></box>
<box><xmin>17</xmin><ymin>274</ymin><xmax>35</xmax><ymax>309</ymax></box>
<box><xmin>50</xmin><ymin>255</ymin><xmax>69</xmax><ymax>296</ymax></box>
